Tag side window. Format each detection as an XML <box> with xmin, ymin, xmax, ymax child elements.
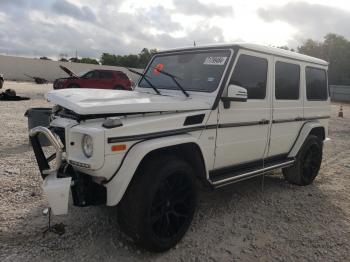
<box><xmin>306</xmin><ymin>67</ymin><xmax>328</xmax><ymax>101</ymax></box>
<box><xmin>83</xmin><ymin>71</ymin><xmax>95</xmax><ymax>78</ymax></box>
<box><xmin>275</xmin><ymin>61</ymin><xmax>300</xmax><ymax>100</ymax></box>
<box><xmin>99</xmin><ymin>71</ymin><xmax>113</xmax><ymax>79</ymax></box>
<box><xmin>230</xmin><ymin>54</ymin><xmax>268</xmax><ymax>99</ymax></box>
<box><xmin>118</xmin><ymin>73</ymin><xmax>129</xmax><ymax>80</ymax></box>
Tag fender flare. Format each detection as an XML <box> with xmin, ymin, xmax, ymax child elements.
<box><xmin>105</xmin><ymin>134</ymin><xmax>205</xmax><ymax>206</ymax></box>
<box><xmin>288</xmin><ymin>121</ymin><xmax>325</xmax><ymax>158</ymax></box>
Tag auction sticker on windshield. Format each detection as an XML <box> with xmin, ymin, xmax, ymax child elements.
<box><xmin>203</xmin><ymin>56</ymin><xmax>227</xmax><ymax>65</ymax></box>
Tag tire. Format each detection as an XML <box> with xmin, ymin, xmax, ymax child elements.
<box><xmin>283</xmin><ymin>135</ymin><xmax>323</xmax><ymax>186</ymax></box>
<box><xmin>0</xmin><ymin>79</ymin><xmax>3</xmax><ymax>89</ymax></box>
<box><xmin>68</xmin><ymin>84</ymin><xmax>80</xmax><ymax>89</ymax></box>
<box><xmin>114</xmin><ymin>85</ymin><xmax>124</xmax><ymax>90</ymax></box>
<box><xmin>117</xmin><ymin>154</ymin><xmax>197</xmax><ymax>252</ymax></box>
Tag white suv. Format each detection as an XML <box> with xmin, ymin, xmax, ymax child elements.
<box><xmin>29</xmin><ymin>43</ymin><xmax>330</xmax><ymax>252</ymax></box>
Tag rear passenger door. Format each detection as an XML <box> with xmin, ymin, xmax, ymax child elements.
<box><xmin>268</xmin><ymin>58</ymin><xmax>303</xmax><ymax>158</ymax></box>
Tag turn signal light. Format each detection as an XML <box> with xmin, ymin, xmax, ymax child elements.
<box><xmin>111</xmin><ymin>144</ymin><xmax>127</xmax><ymax>152</ymax></box>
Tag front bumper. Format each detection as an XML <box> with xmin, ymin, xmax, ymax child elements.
<box><xmin>29</xmin><ymin>126</ymin><xmax>106</xmax><ymax>215</ymax></box>
<box><xmin>29</xmin><ymin>126</ymin><xmax>64</xmax><ymax>178</ymax></box>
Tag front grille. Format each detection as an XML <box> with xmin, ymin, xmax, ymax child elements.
<box><xmin>51</xmin><ymin>126</ymin><xmax>66</xmax><ymax>147</ymax></box>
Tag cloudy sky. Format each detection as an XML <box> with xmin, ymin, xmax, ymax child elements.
<box><xmin>0</xmin><ymin>0</ymin><xmax>349</xmax><ymax>59</ymax></box>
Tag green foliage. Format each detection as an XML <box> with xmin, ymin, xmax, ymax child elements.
<box><xmin>298</xmin><ymin>34</ymin><xmax>350</xmax><ymax>85</ymax></box>
<box><xmin>68</xmin><ymin>57</ymin><xmax>99</xmax><ymax>64</ymax></box>
<box><xmin>79</xmin><ymin>57</ymin><xmax>99</xmax><ymax>64</ymax></box>
<box><xmin>100</xmin><ymin>48</ymin><xmax>157</xmax><ymax>68</ymax></box>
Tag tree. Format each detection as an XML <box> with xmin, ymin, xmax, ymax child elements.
<box><xmin>100</xmin><ymin>48</ymin><xmax>157</xmax><ymax>68</ymax></box>
<box><xmin>138</xmin><ymin>48</ymin><xmax>157</xmax><ymax>68</ymax></box>
<box><xmin>69</xmin><ymin>57</ymin><xmax>80</xmax><ymax>63</ymax></box>
<box><xmin>298</xmin><ymin>33</ymin><xmax>350</xmax><ymax>85</ymax></box>
<box><xmin>79</xmin><ymin>57</ymin><xmax>99</xmax><ymax>64</ymax></box>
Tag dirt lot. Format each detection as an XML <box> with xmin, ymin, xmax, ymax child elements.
<box><xmin>1</xmin><ymin>81</ymin><xmax>350</xmax><ymax>262</ymax></box>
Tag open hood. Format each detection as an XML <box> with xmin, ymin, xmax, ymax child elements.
<box><xmin>46</xmin><ymin>89</ymin><xmax>211</xmax><ymax>115</ymax></box>
<box><xmin>59</xmin><ymin>65</ymin><xmax>78</xmax><ymax>78</ymax></box>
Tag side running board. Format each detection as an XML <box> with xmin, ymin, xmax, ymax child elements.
<box><xmin>209</xmin><ymin>159</ymin><xmax>295</xmax><ymax>188</ymax></box>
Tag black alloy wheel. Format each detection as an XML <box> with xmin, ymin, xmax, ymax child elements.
<box><xmin>151</xmin><ymin>172</ymin><xmax>196</xmax><ymax>240</ymax></box>
<box><xmin>117</xmin><ymin>155</ymin><xmax>197</xmax><ymax>252</ymax></box>
<box><xmin>283</xmin><ymin>135</ymin><xmax>323</xmax><ymax>185</ymax></box>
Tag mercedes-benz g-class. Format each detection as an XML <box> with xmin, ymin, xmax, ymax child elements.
<box><xmin>29</xmin><ymin>43</ymin><xmax>330</xmax><ymax>252</ymax></box>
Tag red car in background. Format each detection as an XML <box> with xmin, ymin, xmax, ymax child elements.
<box><xmin>53</xmin><ymin>66</ymin><xmax>132</xmax><ymax>90</ymax></box>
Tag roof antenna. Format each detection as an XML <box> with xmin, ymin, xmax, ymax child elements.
<box><xmin>193</xmin><ymin>41</ymin><xmax>196</xmax><ymax>47</ymax></box>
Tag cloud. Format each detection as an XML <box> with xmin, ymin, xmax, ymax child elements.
<box><xmin>52</xmin><ymin>0</ymin><xmax>96</xmax><ymax>22</ymax></box>
<box><xmin>136</xmin><ymin>6</ymin><xmax>182</xmax><ymax>32</ymax></box>
<box><xmin>173</xmin><ymin>0</ymin><xmax>233</xmax><ymax>17</ymax></box>
<box><xmin>258</xmin><ymin>2</ymin><xmax>350</xmax><ymax>40</ymax></box>
<box><xmin>0</xmin><ymin>0</ymin><xmax>226</xmax><ymax>59</ymax></box>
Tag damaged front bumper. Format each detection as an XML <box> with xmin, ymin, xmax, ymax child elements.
<box><xmin>29</xmin><ymin>126</ymin><xmax>106</xmax><ymax>215</ymax></box>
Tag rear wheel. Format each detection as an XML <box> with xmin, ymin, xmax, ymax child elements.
<box><xmin>117</xmin><ymin>155</ymin><xmax>197</xmax><ymax>252</ymax></box>
<box><xmin>283</xmin><ymin>135</ymin><xmax>323</xmax><ymax>185</ymax></box>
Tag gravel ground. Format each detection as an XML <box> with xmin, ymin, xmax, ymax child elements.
<box><xmin>1</xmin><ymin>81</ymin><xmax>350</xmax><ymax>262</ymax></box>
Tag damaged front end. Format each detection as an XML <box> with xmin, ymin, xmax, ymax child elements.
<box><xmin>29</xmin><ymin>126</ymin><xmax>106</xmax><ymax>215</ymax></box>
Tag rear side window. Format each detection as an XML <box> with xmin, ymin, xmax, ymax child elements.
<box><xmin>118</xmin><ymin>73</ymin><xmax>129</xmax><ymax>80</ymax></box>
<box><xmin>275</xmin><ymin>61</ymin><xmax>300</xmax><ymax>100</ymax></box>
<box><xmin>230</xmin><ymin>54</ymin><xmax>268</xmax><ymax>99</ymax></box>
<box><xmin>99</xmin><ymin>71</ymin><xmax>114</xmax><ymax>79</ymax></box>
<box><xmin>306</xmin><ymin>67</ymin><xmax>328</xmax><ymax>100</ymax></box>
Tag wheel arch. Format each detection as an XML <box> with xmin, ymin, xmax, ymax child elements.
<box><xmin>136</xmin><ymin>142</ymin><xmax>207</xmax><ymax>182</ymax></box>
<box><xmin>288</xmin><ymin>122</ymin><xmax>326</xmax><ymax>158</ymax></box>
<box><xmin>105</xmin><ymin>134</ymin><xmax>207</xmax><ymax>206</ymax></box>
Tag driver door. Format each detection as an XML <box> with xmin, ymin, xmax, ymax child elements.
<box><xmin>214</xmin><ymin>50</ymin><xmax>272</xmax><ymax>170</ymax></box>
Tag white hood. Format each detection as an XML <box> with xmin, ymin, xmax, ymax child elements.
<box><xmin>46</xmin><ymin>89</ymin><xmax>211</xmax><ymax>115</ymax></box>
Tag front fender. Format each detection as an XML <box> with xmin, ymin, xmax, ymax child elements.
<box><xmin>288</xmin><ymin>121</ymin><xmax>324</xmax><ymax>158</ymax></box>
<box><xmin>105</xmin><ymin>134</ymin><xmax>203</xmax><ymax>206</ymax></box>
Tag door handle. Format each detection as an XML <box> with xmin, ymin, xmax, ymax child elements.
<box><xmin>259</xmin><ymin>119</ymin><xmax>269</xmax><ymax>125</ymax></box>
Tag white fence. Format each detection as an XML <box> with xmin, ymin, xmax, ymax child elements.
<box><xmin>330</xmin><ymin>85</ymin><xmax>350</xmax><ymax>102</ymax></box>
<box><xmin>0</xmin><ymin>54</ymin><xmax>141</xmax><ymax>82</ymax></box>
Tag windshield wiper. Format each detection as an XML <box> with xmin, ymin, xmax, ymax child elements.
<box><xmin>152</xmin><ymin>67</ymin><xmax>190</xmax><ymax>98</ymax></box>
<box><xmin>127</xmin><ymin>68</ymin><xmax>161</xmax><ymax>95</ymax></box>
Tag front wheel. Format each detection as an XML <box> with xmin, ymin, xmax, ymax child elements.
<box><xmin>283</xmin><ymin>135</ymin><xmax>323</xmax><ymax>185</ymax></box>
<box><xmin>117</xmin><ymin>155</ymin><xmax>197</xmax><ymax>252</ymax></box>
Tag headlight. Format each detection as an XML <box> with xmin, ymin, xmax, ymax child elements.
<box><xmin>82</xmin><ymin>134</ymin><xmax>93</xmax><ymax>158</ymax></box>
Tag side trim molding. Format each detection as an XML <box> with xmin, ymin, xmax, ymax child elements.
<box><xmin>107</xmin><ymin>116</ymin><xmax>330</xmax><ymax>144</ymax></box>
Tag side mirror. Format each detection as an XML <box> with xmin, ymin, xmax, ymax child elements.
<box><xmin>221</xmin><ymin>84</ymin><xmax>247</xmax><ymax>109</ymax></box>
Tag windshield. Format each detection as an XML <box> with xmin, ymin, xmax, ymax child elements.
<box><xmin>78</xmin><ymin>71</ymin><xmax>90</xmax><ymax>77</ymax></box>
<box><xmin>138</xmin><ymin>50</ymin><xmax>231</xmax><ymax>93</ymax></box>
